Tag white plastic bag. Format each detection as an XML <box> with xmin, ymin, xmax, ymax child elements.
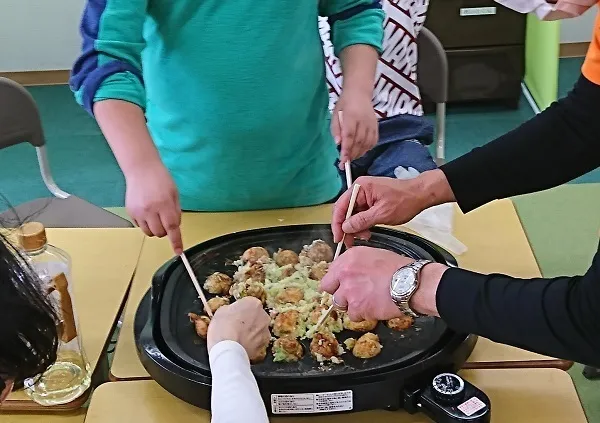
<box><xmin>394</xmin><ymin>166</ymin><xmax>468</xmax><ymax>256</ymax></box>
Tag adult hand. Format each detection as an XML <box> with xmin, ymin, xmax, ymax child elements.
<box><xmin>332</xmin><ymin>92</ymin><xmax>378</xmax><ymax>169</ymax></box>
<box><xmin>124</xmin><ymin>160</ymin><xmax>183</xmax><ymax>254</ymax></box>
<box><xmin>320</xmin><ymin>247</ymin><xmax>412</xmax><ymax>321</ymax></box>
<box><xmin>332</xmin><ymin>170</ymin><xmax>455</xmax><ymax>246</ymax></box>
<box><xmin>320</xmin><ymin>246</ymin><xmax>447</xmax><ymax>321</ymax></box>
<box><xmin>207</xmin><ymin>297</ymin><xmax>271</xmax><ymax>362</ymax></box>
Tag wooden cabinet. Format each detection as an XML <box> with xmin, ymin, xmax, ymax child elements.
<box><xmin>424</xmin><ymin>0</ymin><xmax>527</xmax><ymax>107</ymax></box>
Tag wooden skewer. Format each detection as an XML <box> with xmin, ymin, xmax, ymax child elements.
<box><xmin>314</xmin><ymin>183</ymin><xmax>361</xmax><ymax>333</ymax></box>
<box><xmin>344</xmin><ymin>161</ymin><xmax>352</xmax><ymax>190</ymax></box>
<box><xmin>339</xmin><ymin>110</ymin><xmax>353</xmax><ymax>188</ymax></box>
<box><xmin>334</xmin><ymin>182</ymin><xmax>360</xmax><ymax>260</ymax></box>
<box><xmin>180</xmin><ymin>252</ymin><xmax>213</xmax><ymax>318</ymax></box>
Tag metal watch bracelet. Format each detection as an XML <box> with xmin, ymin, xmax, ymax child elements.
<box><xmin>390</xmin><ymin>259</ymin><xmax>432</xmax><ymax>318</ymax></box>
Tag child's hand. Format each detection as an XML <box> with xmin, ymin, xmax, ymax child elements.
<box><xmin>124</xmin><ymin>161</ymin><xmax>183</xmax><ymax>254</ymax></box>
<box><xmin>332</xmin><ymin>92</ymin><xmax>378</xmax><ymax>169</ymax></box>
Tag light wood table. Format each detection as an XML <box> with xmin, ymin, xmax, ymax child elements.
<box><xmin>1</xmin><ymin>228</ymin><xmax>144</xmax><ymax>412</ymax></box>
<box><xmin>88</xmin><ymin>368</ymin><xmax>587</xmax><ymax>422</ymax></box>
<box><xmin>0</xmin><ymin>411</ymin><xmax>85</xmax><ymax>423</ymax></box>
<box><xmin>110</xmin><ymin>200</ymin><xmax>568</xmax><ymax>381</ymax></box>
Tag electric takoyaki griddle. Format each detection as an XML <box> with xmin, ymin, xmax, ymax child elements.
<box><xmin>135</xmin><ymin>224</ymin><xmax>491</xmax><ymax>422</ymax></box>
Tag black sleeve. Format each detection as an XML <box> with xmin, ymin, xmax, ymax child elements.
<box><xmin>440</xmin><ymin>75</ymin><xmax>600</xmax><ymax>213</ymax></box>
<box><xmin>436</xmin><ymin>242</ymin><xmax>600</xmax><ymax>367</ymax></box>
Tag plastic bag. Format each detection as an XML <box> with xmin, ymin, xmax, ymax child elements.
<box><xmin>394</xmin><ymin>166</ymin><xmax>468</xmax><ymax>256</ymax></box>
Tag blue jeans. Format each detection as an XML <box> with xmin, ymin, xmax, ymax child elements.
<box><xmin>328</xmin><ymin>114</ymin><xmax>437</xmax><ymax>201</ymax></box>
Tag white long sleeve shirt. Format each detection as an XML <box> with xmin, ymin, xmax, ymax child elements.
<box><xmin>209</xmin><ymin>341</ymin><xmax>269</xmax><ymax>423</ymax></box>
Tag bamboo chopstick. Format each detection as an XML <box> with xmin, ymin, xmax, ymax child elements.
<box><xmin>180</xmin><ymin>252</ymin><xmax>213</xmax><ymax>318</ymax></box>
<box><xmin>314</xmin><ymin>183</ymin><xmax>361</xmax><ymax>333</ymax></box>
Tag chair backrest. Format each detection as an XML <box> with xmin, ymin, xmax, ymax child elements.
<box><xmin>0</xmin><ymin>77</ymin><xmax>45</xmax><ymax>150</ymax></box>
<box><xmin>416</xmin><ymin>27</ymin><xmax>448</xmax><ymax>104</ymax></box>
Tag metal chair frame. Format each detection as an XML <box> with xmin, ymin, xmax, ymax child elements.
<box><xmin>416</xmin><ymin>27</ymin><xmax>448</xmax><ymax>163</ymax></box>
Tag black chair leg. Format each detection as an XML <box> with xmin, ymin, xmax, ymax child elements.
<box><xmin>582</xmin><ymin>366</ymin><xmax>600</xmax><ymax>380</ymax></box>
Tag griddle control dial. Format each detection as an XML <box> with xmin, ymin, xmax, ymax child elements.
<box><xmin>432</xmin><ymin>373</ymin><xmax>465</xmax><ymax>405</ymax></box>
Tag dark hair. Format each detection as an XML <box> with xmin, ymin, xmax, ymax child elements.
<box><xmin>0</xmin><ymin>231</ymin><xmax>58</xmax><ymax>389</ymax></box>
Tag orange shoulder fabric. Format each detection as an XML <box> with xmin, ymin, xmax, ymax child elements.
<box><xmin>582</xmin><ymin>10</ymin><xmax>600</xmax><ymax>85</ymax></box>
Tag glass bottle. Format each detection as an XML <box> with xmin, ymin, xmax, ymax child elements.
<box><xmin>17</xmin><ymin>222</ymin><xmax>91</xmax><ymax>406</ymax></box>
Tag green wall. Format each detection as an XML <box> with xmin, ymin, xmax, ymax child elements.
<box><xmin>523</xmin><ymin>15</ymin><xmax>560</xmax><ymax>110</ymax></box>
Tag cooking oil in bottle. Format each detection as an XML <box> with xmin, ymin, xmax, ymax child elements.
<box><xmin>18</xmin><ymin>222</ymin><xmax>91</xmax><ymax>406</ymax></box>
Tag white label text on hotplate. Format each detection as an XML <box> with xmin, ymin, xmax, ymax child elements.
<box><xmin>271</xmin><ymin>390</ymin><xmax>353</xmax><ymax>414</ymax></box>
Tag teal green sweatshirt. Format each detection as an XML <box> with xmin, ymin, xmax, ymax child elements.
<box><xmin>71</xmin><ymin>0</ymin><xmax>384</xmax><ymax>211</ymax></box>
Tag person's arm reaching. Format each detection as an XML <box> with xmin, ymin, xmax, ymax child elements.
<box><xmin>321</xmin><ymin>245</ymin><xmax>600</xmax><ymax>368</ymax></box>
<box><xmin>410</xmin><ymin>244</ymin><xmax>600</xmax><ymax>368</ymax></box>
<box><xmin>93</xmin><ymin>101</ymin><xmax>183</xmax><ymax>253</ymax></box>
<box><xmin>320</xmin><ymin>0</ymin><xmax>384</xmax><ymax>166</ymax></box>
<box><xmin>207</xmin><ymin>298</ymin><xmax>271</xmax><ymax>423</ymax></box>
<box><xmin>441</xmin><ymin>75</ymin><xmax>600</xmax><ymax>212</ymax></box>
<box><xmin>209</xmin><ymin>341</ymin><xmax>268</xmax><ymax>423</ymax></box>
<box><xmin>70</xmin><ymin>0</ymin><xmax>183</xmax><ymax>253</ymax></box>
<box><xmin>334</xmin><ymin>45</ymin><xmax>380</xmax><ymax>167</ymax></box>
<box><xmin>332</xmin><ymin>74</ymin><xmax>600</xmax><ymax>242</ymax></box>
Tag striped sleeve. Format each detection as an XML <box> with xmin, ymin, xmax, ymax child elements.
<box><xmin>319</xmin><ymin>0</ymin><xmax>384</xmax><ymax>57</ymax></box>
<box><xmin>69</xmin><ymin>0</ymin><xmax>147</xmax><ymax>115</ymax></box>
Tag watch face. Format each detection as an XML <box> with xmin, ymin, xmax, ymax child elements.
<box><xmin>392</xmin><ymin>269</ymin><xmax>416</xmax><ymax>294</ymax></box>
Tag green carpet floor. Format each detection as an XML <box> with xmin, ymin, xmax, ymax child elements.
<box><xmin>514</xmin><ymin>184</ymin><xmax>600</xmax><ymax>423</ymax></box>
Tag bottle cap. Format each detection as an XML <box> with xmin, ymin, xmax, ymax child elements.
<box><xmin>18</xmin><ymin>222</ymin><xmax>47</xmax><ymax>252</ymax></box>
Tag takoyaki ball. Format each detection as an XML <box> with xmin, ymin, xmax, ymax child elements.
<box><xmin>274</xmin><ymin>249</ymin><xmax>300</xmax><ymax>267</ymax></box>
<box><xmin>280</xmin><ymin>266</ymin><xmax>296</xmax><ymax>279</ymax></box>
<box><xmin>188</xmin><ymin>313</ymin><xmax>211</xmax><ymax>339</ymax></box>
<box><xmin>235</xmin><ymin>263</ymin><xmax>266</xmax><ymax>283</ymax></box>
<box><xmin>245</xmin><ymin>283</ymin><xmax>267</xmax><ymax>305</ymax></box>
<box><xmin>203</xmin><ymin>272</ymin><xmax>233</xmax><ymax>295</ymax></box>
<box><xmin>231</xmin><ymin>282</ymin><xmax>267</xmax><ymax>305</ymax></box>
<box><xmin>387</xmin><ymin>315</ymin><xmax>414</xmax><ymax>331</ymax></box>
<box><xmin>343</xmin><ymin>314</ymin><xmax>378</xmax><ymax>332</ymax></box>
<box><xmin>309</xmin><ymin>305</ymin><xmax>338</xmax><ymax>325</ymax></box>
<box><xmin>242</xmin><ymin>247</ymin><xmax>269</xmax><ymax>264</ymax></box>
<box><xmin>310</xmin><ymin>332</ymin><xmax>340</xmax><ymax>360</ymax></box>
<box><xmin>352</xmin><ymin>332</ymin><xmax>382</xmax><ymax>359</ymax></box>
<box><xmin>204</xmin><ymin>296</ymin><xmax>230</xmax><ymax>314</ymax></box>
<box><xmin>251</xmin><ymin>344</ymin><xmax>268</xmax><ymax>364</ymax></box>
<box><xmin>276</xmin><ymin>286</ymin><xmax>304</xmax><ymax>304</ymax></box>
<box><xmin>309</xmin><ymin>261</ymin><xmax>329</xmax><ymax>281</ymax></box>
<box><xmin>272</xmin><ymin>336</ymin><xmax>304</xmax><ymax>362</ymax></box>
<box><xmin>302</xmin><ymin>240</ymin><xmax>334</xmax><ymax>264</ymax></box>
<box><xmin>273</xmin><ymin>310</ymin><xmax>300</xmax><ymax>337</ymax></box>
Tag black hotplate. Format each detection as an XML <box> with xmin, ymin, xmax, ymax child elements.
<box><xmin>135</xmin><ymin>225</ymin><xmax>491</xmax><ymax>422</ymax></box>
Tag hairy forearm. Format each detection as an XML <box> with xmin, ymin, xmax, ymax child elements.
<box><xmin>94</xmin><ymin>100</ymin><xmax>162</xmax><ymax>177</ymax></box>
<box><xmin>340</xmin><ymin>44</ymin><xmax>379</xmax><ymax>97</ymax></box>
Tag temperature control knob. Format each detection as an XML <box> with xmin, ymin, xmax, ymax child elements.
<box><xmin>432</xmin><ymin>373</ymin><xmax>465</xmax><ymax>406</ymax></box>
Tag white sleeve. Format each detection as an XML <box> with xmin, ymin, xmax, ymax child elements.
<box><xmin>209</xmin><ymin>340</ymin><xmax>269</xmax><ymax>423</ymax></box>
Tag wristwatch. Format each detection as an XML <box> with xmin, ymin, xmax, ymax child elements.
<box><xmin>390</xmin><ymin>260</ymin><xmax>432</xmax><ymax>318</ymax></box>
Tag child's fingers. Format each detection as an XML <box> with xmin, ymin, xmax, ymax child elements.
<box><xmin>136</xmin><ymin>219</ymin><xmax>153</xmax><ymax>238</ymax></box>
<box><xmin>341</xmin><ymin>119</ymin><xmax>356</xmax><ymax>149</ymax></box>
<box><xmin>160</xmin><ymin>208</ymin><xmax>183</xmax><ymax>255</ymax></box>
<box><xmin>353</xmin><ymin>124</ymin><xmax>369</xmax><ymax>159</ymax></box>
<box><xmin>167</xmin><ymin>227</ymin><xmax>183</xmax><ymax>255</ymax></box>
<box><xmin>331</xmin><ymin>110</ymin><xmax>342</xmax><ymax>145</ymax></box>
<box><xmin>146</xmin><ymin>213</ymin><xmax>168</xmax><ymax>238</ymax></box>
<box><xmin>340</xmin><ymin>121</ymin><xmax>357</xmax><ymax>168</ymax></box>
